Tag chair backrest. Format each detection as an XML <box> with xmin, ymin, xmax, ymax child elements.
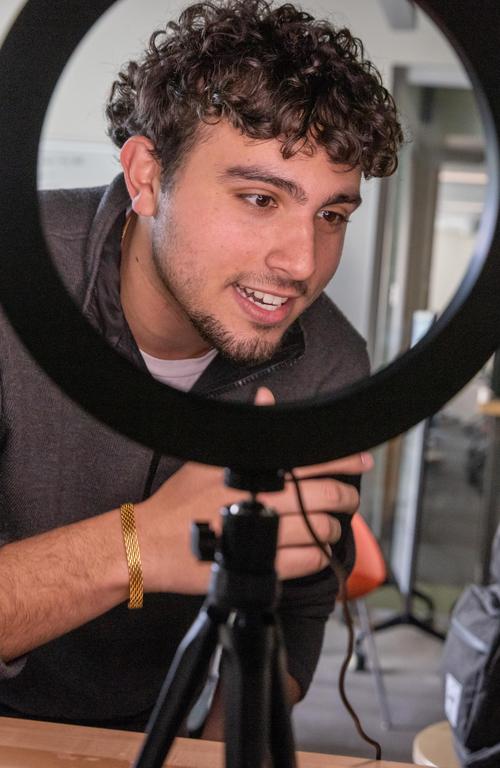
<box><xmin>345</xmin><ymin>513</ymin><xmax>387</xmax><ymax>601</ymax></box>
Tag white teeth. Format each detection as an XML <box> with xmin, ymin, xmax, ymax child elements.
<box><xmin>257</xmin><ymin>301</ymin><xmax>281</xmax><ymax>311</ymax></box>
<box><xmin>236</xmin><ymin>284</ymin><xmax>288</xmax><ymax>310</ymax></box>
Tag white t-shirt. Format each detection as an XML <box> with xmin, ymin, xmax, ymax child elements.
<box><xmin>139</xmin><ymin>348</ymin><xmax>218</xmax><ymax>391</ymax></box>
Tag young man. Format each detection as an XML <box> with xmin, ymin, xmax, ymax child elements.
<box><xmin>0</xmin><ymin>0</ymin><xmax>402</xmax><ymax>733</ymax></box>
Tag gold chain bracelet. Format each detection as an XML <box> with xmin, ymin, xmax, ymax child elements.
<box><xmin>120</xmin><ymin>503</ymin><xmax>144</xmax><ymax>609</ymax></box>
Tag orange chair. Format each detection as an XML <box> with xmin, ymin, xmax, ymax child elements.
<box><xmin>346</xmin><ymin>513</ymin><xmax>387</xmax><ymax>600</ymax></box>
<box><xmin>345</xmin><ymin>513</ymin><xmax>391</xmax><ymax>728</ymax></box>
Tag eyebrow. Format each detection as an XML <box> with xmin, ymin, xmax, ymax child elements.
<box><xmin>219</xmin><ymin>164</ymin><xmax>362</xmax><ymax>209</ymax></box>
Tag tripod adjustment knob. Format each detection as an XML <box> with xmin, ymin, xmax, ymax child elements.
<box><xmin>191</xmin><ymin>522</ymin><xmax>218</xmax><ymax>561</ymax></box>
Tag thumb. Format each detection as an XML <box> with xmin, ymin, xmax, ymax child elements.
<box><xmin>254</xmin><ymin>386</ymin><xmax>276</xmax><ymax>406</ymax></box>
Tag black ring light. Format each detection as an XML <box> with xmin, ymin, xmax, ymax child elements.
<box><xmin>0</xmin><ymin>0</ymin><xmax>499</xmax><ymax>471</ymax></box>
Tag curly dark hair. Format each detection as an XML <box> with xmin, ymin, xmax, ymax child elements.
<box><xmin>106</xmin><ymin>0</ymin><xmax>403</xmax><ymax>183</ymax></box>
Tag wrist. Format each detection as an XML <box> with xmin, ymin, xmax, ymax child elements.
<box><xmin>132</xmin><ymin>499</ymin><xmax>156</xmax><ymax>593</ymax></box>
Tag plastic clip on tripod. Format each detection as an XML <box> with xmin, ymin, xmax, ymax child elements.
<box><xmin>133</xmin><ymin>469</ymin><xmax>296</xmax><ymax>768</ymax></box>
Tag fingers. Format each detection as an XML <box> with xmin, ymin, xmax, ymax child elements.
<box><xmin>289</xmin><ymin>452</ymin><xmax>373</xmax><ymax>479</ymax></box>
<box><xmin>300</xmin><ymin>452</ymin><xmax>373</xmax><ymax>476</ymax></box>
<box><xmin>275</xmin><ymin>545</ymin><xmax>331</xmax><ymax>580</ymax></box>
<box><xmin>277</xmin><ymin>512</ymin><xmax>341</xmax><ymax>547</ymax></box>
<box><xmin>254</xmin><ymin>386</ymin><xmax>276</xmax><ymax>405</ymax></box>
<box><xmin>260</xmin><ymin>476</ymin><xmax>360</xmax><ymax>516</ymax></box>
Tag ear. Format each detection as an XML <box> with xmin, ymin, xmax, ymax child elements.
<box><xmin>120</xmin><ymin>136</ymin><xmax>161</xmax><ymax>217</ymax></box>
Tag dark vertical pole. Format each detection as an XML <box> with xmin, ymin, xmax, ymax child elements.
<box><xmin>479</xmin><ymin>350</ymin><xmax>500</xmax><ymax>584</ymax></box>
<box><xmin>491</xmin><ymin>351</ymin><xmax>500</xmax><ymax>397</ymax></box>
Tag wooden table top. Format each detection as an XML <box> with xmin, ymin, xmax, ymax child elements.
<box><xmin>0</xmin><ymin>716</ymin><xmax>420</xmax><ymax>767</ymax></box>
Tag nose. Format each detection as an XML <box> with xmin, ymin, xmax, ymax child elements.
<box><xmin>264</xmin><ymin>220</ymin><xmax>316</xmax><ymax>282</ymax></box>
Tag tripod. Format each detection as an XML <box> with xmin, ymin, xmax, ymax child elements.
<box><xmin>133</xmin><ymin>470</ymin><xmax>296</xmax><ymax>768</ymax></box>
<box><xmin>354</xmin><ymin>587</ymin><xmax>445</xmax><ymax>672</ymax></box>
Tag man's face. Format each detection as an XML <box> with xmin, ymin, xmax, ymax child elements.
<box><xmin>151</xmin><ymin>121</ymin><xmax>362</xmax><ymax>363</ymax></box>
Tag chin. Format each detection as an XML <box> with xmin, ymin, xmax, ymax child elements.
<box><xmin>217</xmin><ymin>337</ymin><xmax>281</xmax><ymax>365</ymax></box>
<box><xmin>190</xmin><ymin>312</ymin><xmax>284</xmax><ymax>365</ymax></box>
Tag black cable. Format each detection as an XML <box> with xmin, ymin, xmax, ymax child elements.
<box><xmin>289</xmin><ymin>470</ymin><xmax>382</xmax><ymax>761</ymax></box>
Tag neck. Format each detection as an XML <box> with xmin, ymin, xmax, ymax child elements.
<box><xmin>120</xmin><ymin>213</ymin><xmax>212</xmax><ymax>360</ymax></box>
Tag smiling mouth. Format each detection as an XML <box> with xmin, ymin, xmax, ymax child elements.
<box><xmin>235</xmin><ymin>283</ymin><xmax>290</xmax><ymax>312</ymax></box>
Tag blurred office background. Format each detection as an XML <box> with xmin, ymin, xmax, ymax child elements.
<box><xmin>1</xmin><ymin>1</ymin><xmax>498</xmax><ymax>763</ymax></box>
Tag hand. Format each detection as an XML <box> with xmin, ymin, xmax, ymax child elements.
<box><xmin>134</xmin><ymin>388</ymin><xmax>373</xmax><ymax>594</ymax></box>
<box><xmin>254</xmin><ymin>387</ymin><xmax>372</xmax><ymax>579</ymax></box>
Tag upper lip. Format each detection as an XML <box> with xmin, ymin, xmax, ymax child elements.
<box><xmin>236</xmin><ymin>283</ymin><xmax>301</xmax><ymax>300</ymax></box>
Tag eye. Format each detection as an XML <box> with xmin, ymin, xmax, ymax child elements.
<box><xmin>243</xmin><ymin>194</ymin><xmax>276</xmax><ymax>208</ymax></box>
<box><xmin>319</xmin><ymin>210</ymin><xmax>350</xmax><ymax>226</ymax></box>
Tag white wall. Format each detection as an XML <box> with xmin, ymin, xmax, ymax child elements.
<box><xmin>1</xmin><ymin>0</ymin><xmax>468</xmax><ymax>337</ymax></box>
<box><xmin>0</xmin><ymin>0</ymin><xmax>25</xmax><ymax>41</ymax></box>
<box><xmin>1</xmin><ymin>2</ymin><xmax>463</xmax><ymax>144</ymax></box>
<box><xmin>325</xmin><ymin>176</ymin><xmax>381</xmax><ymax>337</ymax></box>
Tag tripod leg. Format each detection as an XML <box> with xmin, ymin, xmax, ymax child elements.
<box><xmin>407</xmin><ymin>614</ymin><xmax>445</xmax><ymax>640</ymax></box>
<box><xmin>412</xmin><ymin>587</ymin><xmax>436</xmax><ymax>618</ymax></box>
<box><xmin>269</xmin><ymin>624</ymin><xmax>297</xmax><ymax>768</ymax></box>
<box><xmin>186</xmin><ymin>642</ymin><xmax>223</xmax><ymax>737</ymax></box>
<box><xmin>221</xmin><ymin>610</ymin><xmax>274</xmax><ymax>768</ymax></box>
<box><xmin>356</xmin><ymin>599</ymin><xmax>392</xmax><ymax>729</ymax></box>
<box><xmin>134</xmin><ymin>606</ymin><xmax>222</xmax><ymax>768</ymax></box>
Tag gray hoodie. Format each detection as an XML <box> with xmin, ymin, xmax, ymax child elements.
<box><xmin>0</xmin><ymin>175</ymin><xmax>368</xmax><ymax>729</ymax></box>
